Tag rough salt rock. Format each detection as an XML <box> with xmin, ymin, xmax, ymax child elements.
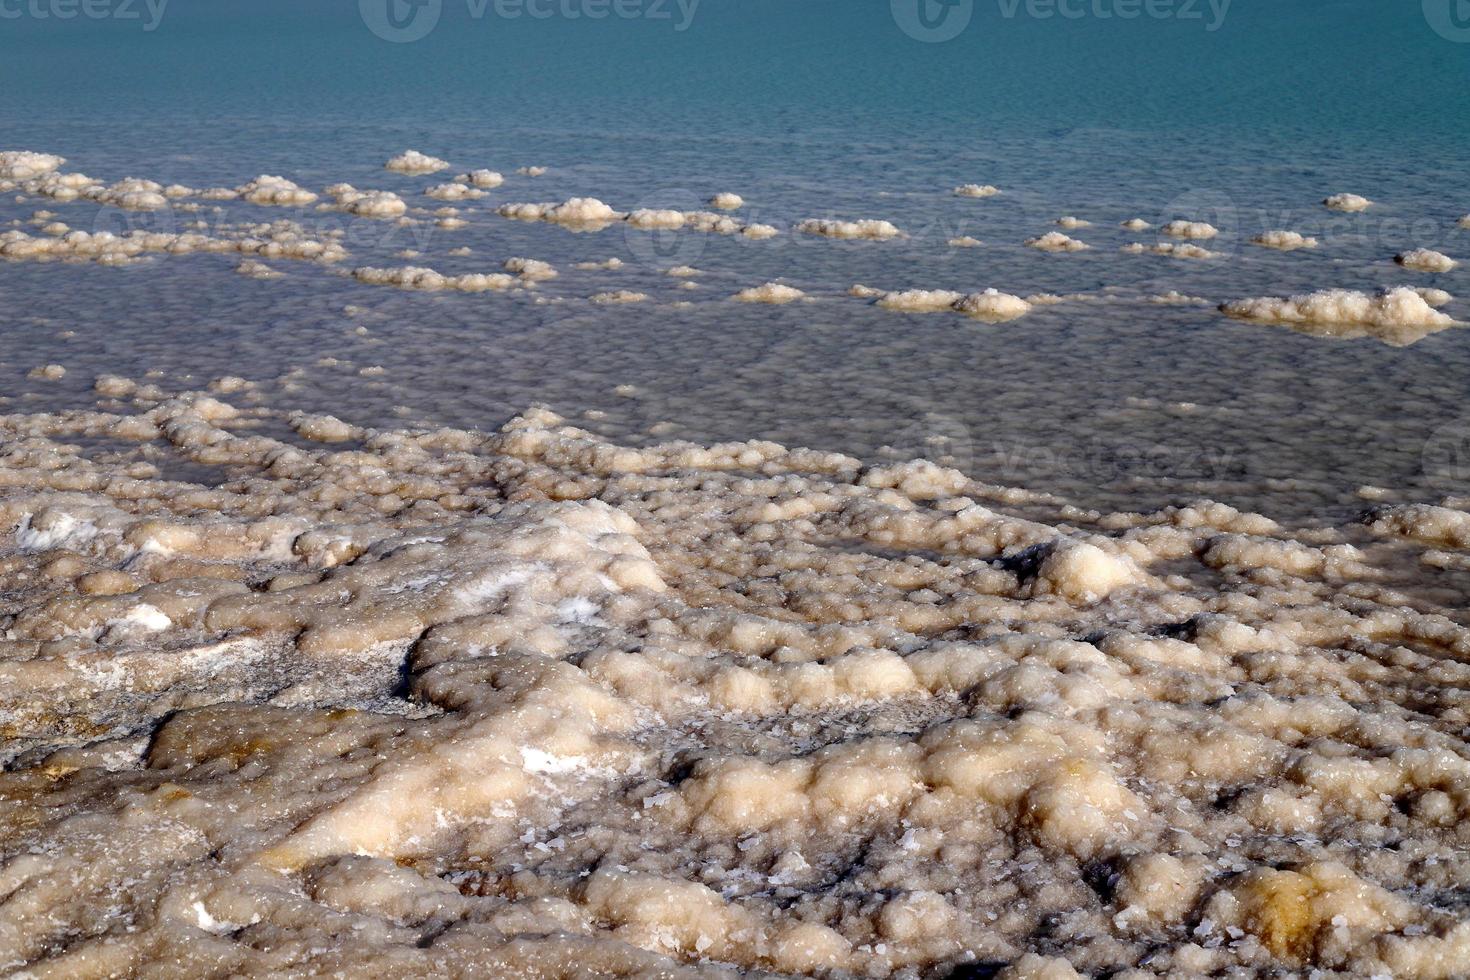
<box><xmin>954</xmin><ymin>184</ymin><xmax>1000</xmax><ymax>198</ymax></box>
<box><xmin>1396</xmin><ymin>248</ymin><xmax>1458</xmax><ymax>273</ymax></box>
<box><xmin>1323</xmin><ymin>192</ymin><xmax>1372</xmax><ymax>212</ymax></box>
<box><xmin>734</xmin><ymin>282</ymin><xmax>805</xmax><ymax>304</ymax></box>
<box><xmin>384</xmin><ymin>150</ymin><xmax>450</xmax><ymax>175</ymax></box>
<box><xmin>1025</xmin><ymin>232</ymin><xmax>1089</xmax><ymax>252</ymax></box>
<box><xmin>1252</xmin><ymin>230</ymin><xmax>1318</xmax><ymax>251</ymax></box>
<box><xmin>795</xmin><ymin>218</ymin><xmax>903</xmax><ymax>240</ymax></box>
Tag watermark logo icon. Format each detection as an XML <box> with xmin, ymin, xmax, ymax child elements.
<box><xmin>1424</xmin><ymin>0</ymin><xmax>1470</xmax><ymax>41</ymax></box>
<box><xmin>891</xmin><ymin>0</ymin><xmax>973</xmax><ymax>42</ymax></box>
<box><xmin>361</xmin><ymin>0</ymin><xmax>442</xmax><ymax>42</ymax></box>
<box><xmin>1423</xmin><ymin>418</ymin><xmax>1470</xmax><ymax>493</ymax></box>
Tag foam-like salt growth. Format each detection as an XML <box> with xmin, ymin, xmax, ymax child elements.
<box><xmin>1160</xmin><ymin>220</ymin><xmax>1219</xmax><ymax>240</ymax></box>
<box><xmin>325</xmin><ymin>184</ymin><xmax>408</xmax><ymax>219</ymax></box>
<box><xmin>385</xmin><ymin>150</ymin><xmax>450</xmax><ymax>175</ymax></box>
<box><xmin>1026</xmin><ymin>232</ymin><xmax>1090</xmax><ymax>252</ymax></box>
<box><xmin>1323</xmin><ymin>193</ymin><xmax>1373</xmax><ymax>212</ymax></box>
<box><xmin>954</xmin><ymin>184</ymin><xmax>1000</xmax><ymax>198</ymax></box>
<box><xmin>1121</xmin><ymin>218</ymin><xmax>1151</xmax><ymax>231</ymax></box>
<box><xmin>589</xmin><ymin>290</ymin><xmax>648</xmax><ymax>304</ymax></box>
<box><xmin>1</xmin><ymin>222</ymin><xmax>347</xmax><ymax>267</ymax></box>
<box><xmin>1056</xmin><ymin>216</ymin><xmax>1092</xmax><ymax>229</ymax></box>
<box><xmin>498</xmin><ymin>198</ymin><xmax>622</xmax><ymax>227</ymax></box>
<box><xmin>1252</xmin><ymin>230</ymin><xmax>1318</xmax><ymax>251</ymax></box>
<box><xmin>504</xmin><ymin>257</ymin><xmax>558</xmax><ymax>282</ymax></box>
<box><xmin>235</xmin><ymin>259</ymin><xmax>283</xmax><ymax>280</ymax></box>
<box><xmin>455</xmin><ymin>170</ymin><xmax>505</xmax><ymax>189</ymax></box>
<box><xmin>1122</xmin><ymin>242</ymin><xmax>1220</xmax><ymax>260</ymax></box>
<box><xmin>796</xmin><ymin>218</ymin><xmax>903</xmax><ymax>240</ymax></box>
<box><xmin>867</xmin><ymin>287</ymin><xmax>1032</xmax><ymax>322</ymax></box>
<box><xmin>709</xmin><ymin>192</ymin><xmax>744</xmax><ymax>210</ymax></box>
<box><xmin>1396</xmin><ymin>249</ymin><xmax>1458</xmax><ymax>273</ymax></box>
<box><xmin>948</xmin><ymin>236</ymin><xmax>982</xmax><ymax>248</ymax></box>
<box><xmin>734</xmin><ymin>282</ymin><xmax>806</xmax><ymax>304</ymax></box>
<box><xmin>1220</xmin><ymin>286</ymin><xmax>1455</xmax><ymax>337</ymax></box>
<box><xmin>665</xmin><ymin>265</ymin><xmax>701</xmax><ymax>277</ymax></box>
<box><xmin>351</xmin><ymin>265</ymin><xmax>516</xmax><ymax>292</ymax></box>
<box><xmin>517</xmin><ymin>165</ymin><xmax>548</xmax><ymax>176</ymax></box>
<box><xmin>0</xmin><ymin>150</ymin><xmax>66</xmax><ymax>180</ymax></box>
<box><xmin>0</xmin><ymin>387</ymin><xmax>1467</xmax><ymax>977</ymax></box>
<box><xmin>426</xmin><ymin>183</ymin><xmax>485</xmax><ymax>202</ymax></box>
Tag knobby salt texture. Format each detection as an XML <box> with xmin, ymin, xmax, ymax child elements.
<box><xmin>0</xmin><ymin>388</ymin><xmax>1467</xmax><ymax>977</ymax></box>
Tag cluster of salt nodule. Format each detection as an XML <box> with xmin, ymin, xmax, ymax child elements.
<box><xmin>795</xmin><ymin>218</ymin><xmax>903</xmax><ymax>240</ymax></box>
<box><xmin>324</xmin><ymin>184</ymin><xmax>409</xmax><ymax>219</ymax></box>
<box><xmin>708</xmin><ymin>192</ymin><xmax>744</xmax><ymax>210</ymax></box>
<box><xmin>497</xmin><ymin>198</ymin><xmax>777</xmax><ymax>238</ymax></box>
<box><xmin>0</xmin><ymin>221</ymin><xmax>347</xmax><ymax>267</ymax></box>
<box><xmin>198</xmin><ymin>175</ymin><xmax>319</xmax><ymax>207</ymax></box>
<box><xmin>384</xmin><ymin>150</ymin><xmax>451</xmax><ymax>175</ymax></box>
<box><xmin>1220</xmin><ymin>286</ymin><xmax>1458</xmax><ymax>346</ymax></box>
<box><xmin>1122</xmin><ymin>242</ymin><xmax>1221</xmax><ymax>260</ymax></box>
<box><xmin>0</xmin><ymin>386</ymin><xmax>1469</xmax><ymax>976</ymax></box>
<box><xmin>1160</xmin><ymin>220</ymin><xmax>1219</xmax><ymax>240</ymax></box>
<box><xmin>454</xmin><ymin>169</ymin><xmax>505</xmax><ymax>189</ymax></box>
<box><xmin>864</xmin><ymin>287</ymin><xmax>1033</xmax><ymax>322</ymax></box>
<box><xmin>589</xmin><ymin>289</ymin><xmax>649</xmax><ymax>304</ymax></box>
<box><xmin>1251</xmin><ymin>230</ymin><xmax>1318</xmax><ymax>251</ymax></box>
<box><xmin>732</xmin><ymin>282</ymin><xmax>805</xmax><ymax>304</ymax></box>
<box><xmin>1026</xmin><ymin>231</ymin><xmax>1090</xmax><ymax>252</ymax></box>
<box><xmin>1396</xmin><ymin>249</ymin><xmax>1458</xmax><ymax>273</ymax></box>
<box><xmin>954</xmin><ymin>183</ymin><xmax>1001</xmax><ymax>198</ymax></box>
<box><xmin>350</xmin><ymin>265</ymin><xmax>518</xmax><ymax>292</ymax></box>
<box><xmin>1323</xmin><ymin>193</ymin><xmax>1373</xmax><ymax>212</ymax></box>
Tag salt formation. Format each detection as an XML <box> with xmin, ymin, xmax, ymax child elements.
<box><xmin>499</xmin><ymin>198</ymin><xmax>621</xmax><ymax>227</ymax></box>
<box><xmin>455</xmin><ymin>169</ymin><xmax>505</xmax><ymax>189</ymax></box>
<box><xmin>709</xmin><ymin>192</ymin><xmax>744</xmax><ymax>210</ymax></box>
<box><xmin>1122</xmin><ymin>242</ymin><xmax>1220</xmax><ymax>260</ymax></box>
<box><xmin>948</xmin><ymin>236</ymin><xmax>982</xmax><ymax>247</ymax></box>
<box><xmin>733</xmin><ymin>282</ymin><xmax>806</xmax><ymax>304</ymax></box>
<box><xmin>1251</xmin><ymin>230</ymin><xmax>1318</xmax><ymax>250</ymax></box>
<box><xmin>1121</xmin><ymin>218</ymin><xmax>1151</xmax><ymax>231</ymax></box>
<box><xmin>0</xmin><ymin>222</ymin><xmax>347</xmax><ymax>267</ymax></box>
<box><xmin>517</xmin><ymin>165</ymin><xmax>548</xmax><ymax>176</ymax></box>
<box><xmin>503</xmin><ymin>257</ymin><xmax>558</xmax><ymax>282</ymax></box>
<box><xmin>426</xmin><ymin>183</ymin><xmax>485</xmax><ymax>202</ymax></box>
<box><xmin>351</xmin><ymin>266</ymin><xmax>516</xmax><ymax>292</ymax></box>
<box><xmin>1025</xmin><ymin>232</ymin><xmax>1089</xmax><ymax>252</ymax></box>
<box><xmin>325</xmin><ymin>184</ymin><xmax>408</xmax><ymax>218</ymax></box>
<box><xmin>1056</xmin><ymin>216</ymin><xmax>1091</xmax><ymax>229</ymax></box>
<box><xmin>0</xmin><ymin>150</ymin><xmax>65</xmax><ymax>180</ymax></box>
<box><xmin>1160</xmin><ymin>220</ymin><xmax>1219</xmax><ymax>239</ymax></box>
<box><xmin>589</xmin><ymin>290</ymin><xmax>648</xmax><ymax>304</ymax></box>
<box><xmin>795</xmin><ymin>218</ymin><xmax>903</xmax><ymax>240</ymax></box>
<box><xmin>1460</xmin><ymin>214</ymin><xmax>1470</xmax><ymax>229</ymax></box>
<box><xmin>1323</xmin><ymin>193</ymin><xmax>1373</xmax><ymax>212</ymax></box>
<box><xmin>0</xmin><ymin>386</ymin><xmax>1467</xmax><ymax>977</ymax></box>
<box><xmin>1396</xmin><ymin>249</ymin><xmax>1458</xmax><ymax>273</ymax></box>
<box><xmin>1220</xmin><ymin>286</ymin><xmax>1458</xmax><ymax>345</ymax></box>
<box><xmin>954</xmin><ymin>184</ymin><xmax>1000</xmax><ymax>198</ymax></box>
<box><xmin>867</xmin><ymin>288</ymin><xmax>1033</xmax><ymax>322</ymax></box>
<box><xmin>385</xmin><ymin>150</ymin><xmax>451</xmax><ymax>175</ymax></box>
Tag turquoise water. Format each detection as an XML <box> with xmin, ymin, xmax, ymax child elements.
<box><xmin>2</xmin><ymin>0</ymin><xmax>1469</xmax><ymax>521</ymax></box>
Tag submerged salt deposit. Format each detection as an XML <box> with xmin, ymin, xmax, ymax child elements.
<box><xmin>1025</xmin><ymin>232</ymin><xmax>1089</xmax><ymax>252</ymax></box>
<box><xmin>1252</xmin><ymin>230</ymin><xmax>1318</xmax><ymax>251</ymax></box>
<box><xmin>0</xmin><ymin>383</ymin><xmax>1467</xmax><ymax>978</ymax></box>
<box><xmin>1220</xmin><ymin>287</ymin><xmax>1458</xmax><ymax>346</ymax></box>
<box><xmin>1397</xmin><ymin>249</ymin><xmax>1458</xmax><ymax>273</ymax></box>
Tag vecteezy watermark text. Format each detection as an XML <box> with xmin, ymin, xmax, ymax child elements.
<box><xmin>893</xmin><ymin>0</ymin><xmax>1229</xmax><ymax>42</ymax></box>
<box><xmin>0</xmin><ymin>0</ymin><xmax>167</xmax><ymax>30</ymax></box>
<box><xmin>361</xmin><ymin>0</ymin><xmax>699</xmax><ymax>42</ymax></box>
